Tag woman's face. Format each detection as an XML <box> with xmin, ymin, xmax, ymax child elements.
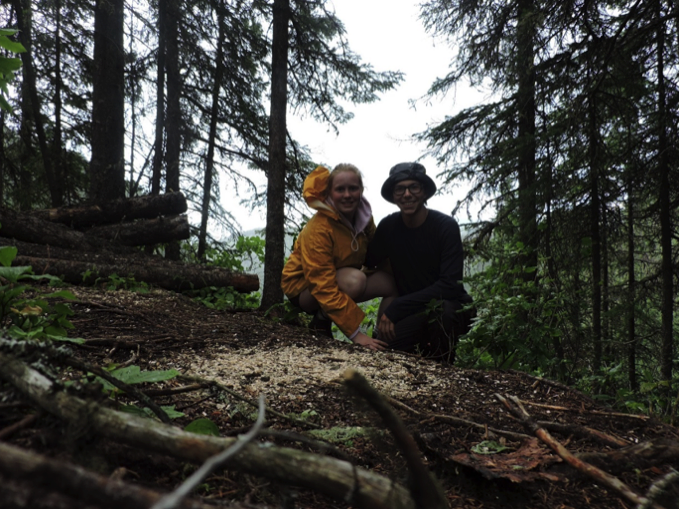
<box><xmin>329</xmin><ymin>171</ymin><xmax>362</xmax><ymax>219</ymax></box>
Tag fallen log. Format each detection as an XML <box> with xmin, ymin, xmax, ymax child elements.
<box><xmin>0</xmin><ymin>208</ymin><xmax>122</xmax><ymax>252</ymax></box>
<box><xmin>0</xmin><ymin>442</ymin><xmax>227</xmax><ymax>509</ymax></box>
<box><xmin>1</xmin><ymin>209</ymin><xmax>190</xmax><ymax>249</ymax></box>
<box><xmin>84</xmin><ymin>214</ymin><xmax>190</xmax><ymax>246</ymax></box>
<box><xmin>30</xmin><ymin>192</ymin><xmax>188</xmax><ymax>228</ymax></box>
<box><xmin>16</xmin><ymin>255</ymin><xmax>259</xmax><ymax>293</ymax></box>
<box><xmin>0</xmin><ymin>237</ymin><xmax>148</xmax><ymax>263</ymax></box>
<box><xmin>0</xmin><ymin>352</ymin><xmax>415</xmax><ymax>509</ymax></box>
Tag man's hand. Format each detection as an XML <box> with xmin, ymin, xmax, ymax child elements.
<box><xmin>377</xmin><ymin>314</ymin><xmax>396</xmax><ymax>342</ymax></box>
<box><xmin>352</xmin><ymin>332</ymin><xmax>388</xmax><ymax>351</ymax></box>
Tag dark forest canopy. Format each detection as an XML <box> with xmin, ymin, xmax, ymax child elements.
<box><xmin>0</xmin><ymin>0</ymin><xmax>678</xmax><ymax>418</ymax></box>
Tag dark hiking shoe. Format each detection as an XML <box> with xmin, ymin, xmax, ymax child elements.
<box><xmin>309</xmin><ymin>313</ymin><xmax>333</xmax><ymax>338</ymax></box>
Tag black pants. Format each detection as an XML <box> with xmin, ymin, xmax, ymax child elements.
<box><xmin>389</xmin><ymin>297</ymin><xmax>475</xmax><ymax>363</ymax></box>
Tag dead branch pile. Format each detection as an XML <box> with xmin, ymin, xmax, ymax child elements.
<box><xmin>0</xmin><ymin>193</ymin><xmax>258</xmax><ymax>293</ymax></box>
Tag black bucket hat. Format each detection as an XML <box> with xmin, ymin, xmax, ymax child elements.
<box><xmin>380</xmin><ymin>162</ymin><xmax>437</xmax><ymax>203</ymax></box>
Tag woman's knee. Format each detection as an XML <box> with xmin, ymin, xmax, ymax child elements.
<box><xmin>336</xmin><ymin>268</ymin><xmax>367</xmax><ymax>299</ymax></box>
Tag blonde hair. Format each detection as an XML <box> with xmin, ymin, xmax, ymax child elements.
<box><xmin>327</xmin><ymin>163</ymin><xmax>364</xmax><ymax>193</ymax></box>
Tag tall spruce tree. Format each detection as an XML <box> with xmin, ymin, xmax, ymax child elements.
<box><xmin>90</xmin><ymin>0</ymin><xmax>125</xmax><ymax>203</ymax></box>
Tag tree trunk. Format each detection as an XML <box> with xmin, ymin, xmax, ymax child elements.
<box><xmin>164</xmin><ymin>0</ymin><xmax>181</xmax><ymax>261</ymax></box>
<box><xmin>53</xmin><ymin>0</ymin><xmax>66</xmax><ymax>205</ymax></box>
<box><xmin>90</xmin><ymin>0</ymin><xmax>125</xmax><ymax>203</ymax></box>
<box><xmin>626</xmin><ymin>173</ymin><xmax>637</xmax><ymax>391</ymax></box>
<box><xmin>0</xmin><ymin>353</ymin><xmax>415</xmax><ymax>509</ymax></box>
<box><xmin>12</xmin><ymin>0</ymin><xmax>62</xmax><ymax>207</ymax></box>
<box><xmin>152</xmin><ymin>0</ymin><xmax>167</xmax><ymax>196</ymax></box>
<box><xmin>588</xmin><ymin>84</ymin><xmax>602</xmax><ymax>373</ymax></box>
<box><xmin>516</xmin><ymin>0</ymin><xmax>538</xmax><ymax>271</ymax></box>
<box><xmin>260</xmin><ymin>0</ymin><xmax>290</xmax><ymax>312</ymax></box>
<box><xmin>198</xmin><ymin>2</ymin><xmax>227</xmax><ymax>261</ymax></box>
<box><xmin>30</xmin><ymin>192</ymin><xmax>187</xmax><ymax>228</ymax></box>
<box><xmin>656</xmin><ymin>0</ymin><xmax>673</xmax><ymax>388</ymax></box>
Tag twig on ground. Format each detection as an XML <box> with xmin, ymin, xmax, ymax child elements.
<box><xmin>496</xmin><ymin>394</ymin><xmax>666</xmax><ymax>509</ymax></box>
<box><xmin>144</xmin><ymin>382</ymin><xmax>213</xmax><ymax>397</ymax></box>
<box><xmin>537</xmin><ymin>420</ymin><xmax>630</xmax><ymax>448</ymax></box>
<box><xmin>518</xmin><ymin>398</ymin><xmax>650</xmax><ymax>420</ymax></box>
<box><xmin>344</xmin><ymin>369</ymin><xmax>449</xmax><ymax>509</ymax></box>
<box><xmin>178</xmin><ymin>374</ymin><xmax>321</xmax><ymax>429</ymax></box>
<box><xmin>151</xmin><ymin>396</ymin><xmax>267</xmax><ymax>509</ymax></box>
<box><xmin>386</xmin><ymin>395</ymin><xmax>530</xmax><ymax>441</ymax></box>
<box><xmin>0</xmin><ymin>413</ymin><xmax>39</xmax><ymax>440</ymax></box>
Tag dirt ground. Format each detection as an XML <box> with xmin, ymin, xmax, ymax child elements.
<box><xmin>2</xmin><ymin>285</ymin><xmax>679</xmax><ymax>509</ymax></box>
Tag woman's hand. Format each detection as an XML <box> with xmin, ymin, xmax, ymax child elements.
<box><xmin>352</xmin><ymin>332</ymin><xmax>388</xmax><ymax>351</ymax></box>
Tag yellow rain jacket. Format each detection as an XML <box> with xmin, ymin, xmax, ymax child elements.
<box><xmin>281</xmin><ymin>166</ymin><xmax>376</xmax><ymax>337</ymax></box>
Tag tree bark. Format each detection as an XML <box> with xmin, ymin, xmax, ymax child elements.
<box><xmin>0</xmin><ymin>442</ymin><xmax>222</xmax><ymax>509</ymax></box>
<box><xmin>152</xmin><ymin>0</ymin><xmax>167</xmax><ymax>196</ymax></box>
<box><xmin>30</xmin><ymin>192</ymin><xmax>188</xmax><ymax>228</ymax></box>
<box><xmin>0</xmin><ymin>208</ymin><xmax>126</xmax><ymax>252</ymax></box>
<box><xmin>0</xmin><ymin>353</ymin><xmax>415</xmax><ymax>509</ymax></box>
<box><xmin>260</xmin><ymin>0</ymin><xmax>289</xmax><ymax>311</ymax></box>
<box><xmin>11</xmin><ymin>0</ymin><xmax>62</xmax><ymax>207</ymax></box>
<box><xmin>656</xmin><ymin>0</ymin><xmax>673</xmax><ymax>386</ymax></box>
<box><xmin>627</xmin><ymin>172</ymin><xmax>637</xmax><ymax>391</ymax></box>
<box><xmin>15</xmin><ymin>255</ymin><xmax>258</xmax><ymax>293</ymax></box>
<box><xmin>90</xmin><ymin>0</ymin><xmax>125</xmax><ymax>203</ymax></box>
<box><xmin>164</xmin><ymin>0</ymin><xmax>181</xmax><ymax>260</ymax></box>
<box><xmin>197</xmin><ymin>2</ymin><xmax>227</xmax><ymax>261</ymax></box>
<box><xmin>516</xmin><ymin>0</ymin><xmax>538</xmax><ymax>271</ymax></box>
<box><xmin>1</xmin><ymin>209</ymin><xmax>189</xmax><ymax>249</ymax></box>
<box><xmin>588</xmin><ymin>77</ymin><xmax>602</xmax><ymax>372</ymax></box>
<box><xmin>85</xmin><ymin>214</ymin><xmax>190</xmax><ymax>246</ymax></box>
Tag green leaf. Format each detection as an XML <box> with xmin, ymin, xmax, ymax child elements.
<box><xmin>0</xmin><ymin>37</ymin><xmax>25</xmax><ymax>53</ymax></box>
<box><xmin>0</xmin><ymin>265</ymin><xmax>31</xmax><ymax>283</ymax></box>
<box><xmin>41</xmin><ymin>290</ymin><xmax>77</xmax><ymax>300</ymax></box>
<box><xmin>471</xmin><ymin>440</ymin><xmax>512</xmax><ymax>455</ymax></box>
<box><xmin>159</xmin><ymin>405</ymin><xmax>184</xmax><ymax>419</ymax></box>
<box><xmin>0</xmin><ymin>246</ymin><xmax>17</xmax><ymax>267</ymax></box>
<box><xmin>0</xmin><ymin>56</ymin><xmax>23</xmax><ymax>71</ymax></box>
<box><xmin>184</xmin><ymin>418</ymin><xmax>220</xmax><ymax>436</ymax></box>
<box><xmin>110</xmin><ymin>365</ymin><xmax>180</xmax><ymax>385</ymax></box>
<box><xmin>118</xmin><ymin>404</ymin><xmax>184</xmax><ymax>419</ymax></box>
<box><xmin>46</xmin><ymin>334</ymin><xmax>85</xmax><ymax>344</ymax></box>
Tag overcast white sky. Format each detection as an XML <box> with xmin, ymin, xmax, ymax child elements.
<box><xmin>232</xmin><ymin>0</ymin><xmax>486</xmax><ymax>232</ymax></box>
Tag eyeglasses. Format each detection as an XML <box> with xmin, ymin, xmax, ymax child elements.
<box><xmin>393</xmin><ymin>183</ymin><xmax>423</xmax><ymax>197</ymax></box>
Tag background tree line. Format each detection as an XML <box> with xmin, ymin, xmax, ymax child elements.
<box><xmin>1</xmin><ymin>0</ymin><xmax>678</xmax><ymax>418</ymax></box>
<box><xmin>419</xmin><ymin>0</ymin><xmax>679</xmax><ymax>418</ymax></box>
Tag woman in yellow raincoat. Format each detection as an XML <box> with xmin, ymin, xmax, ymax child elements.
<box><xmin>281</xmin><ymin>164</ymin><xmax>396</xmax><ymax>351</ymax></box>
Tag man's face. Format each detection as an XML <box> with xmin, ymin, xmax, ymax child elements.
<box><xmin>393</xmin><ymin>179</ymin><xmax>426</xmax><ymax>216</ymax></box>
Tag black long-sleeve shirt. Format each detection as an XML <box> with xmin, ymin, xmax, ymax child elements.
<box><xmin>365</xmin><ymin>209</ymin><xmax>469</xmax><ymax>323</ymax></box>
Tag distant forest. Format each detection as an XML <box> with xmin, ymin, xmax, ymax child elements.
<box><xmin>1</xmin><ymin>0</ymin><xmax>678</xmax><ymax>418</ymax></box>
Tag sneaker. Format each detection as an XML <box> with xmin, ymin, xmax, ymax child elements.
<box><xmin>309</xmin><ymin>312</ymin><xmax>333</xmax><ymax>338</ymax></box>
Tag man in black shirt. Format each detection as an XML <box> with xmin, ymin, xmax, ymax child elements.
<box><xmin>365</xmin><ymin>162</ymin><xmax>474</xmax><ymax>361</ymax></box>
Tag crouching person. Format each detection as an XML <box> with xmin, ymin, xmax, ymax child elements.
<box><xmin>365</xmin><ymin>162</ymin><xmax>475</xmax><ymax>362</ymax></box>
<box><xmin>281</xmin><ymin>164</ymin><xmax>397</xmax><ymax>351</ymax></box>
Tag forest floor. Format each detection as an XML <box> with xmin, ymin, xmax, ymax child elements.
<box><xmin>2</xmin><ymin>285</ymin><xmax>679</xmax><ymax>509</ymax></box>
